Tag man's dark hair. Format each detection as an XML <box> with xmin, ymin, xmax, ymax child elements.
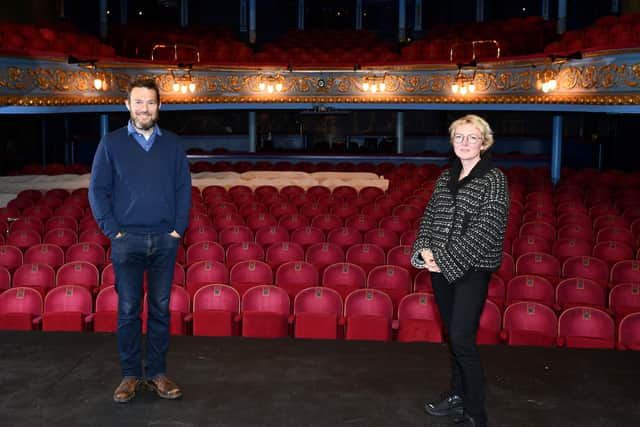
<box><xmin>127</xmin><ymin>78</ymin><xmax>160</xmax><ymax>103</ymax></box>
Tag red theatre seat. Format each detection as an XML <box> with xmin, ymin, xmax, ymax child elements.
<box><xmin>476</xmin><ymin>299</ymin><xmax>502</xmax><ymax>345</ymax></box>
<box><xmin>225</xmin><ymin>241</ymin><xmax>265</xmax><ymax>266</ymax></box>
<box><xmin>305</xmin><ymin>242</ymin><xmax>345</xmax><ymax>275</ymax></box>
<box><xmin>367</xmin><ymin>264</ymin><xmax>412</xmax><ymax>314</ymax></box>
<box><xmin>345</xmin><ymin>243</ymin><xmax>385</xmax><ymax>274</ymax></box>
<box><xmin>218</xmin><ymin>225</ymin><xmax>254</xmax><ymax>247</ymax></box>
<box><xmin>608</xmin><ymin>283</ymin><xmax>640</xmax><ymax>323</ymax></box>
<box><xmin>395</xmin><ymin>292</ymin><xmax>443</xmax><ymax>343</ymax></box>
<box><xmin>609</xmin><ymin>260</ymin><xmax>640</xmax><ymax>287</ymax></box>
<box><xmin>275</xmin><ymin>260</ymin><xmax>319</xmax><ymax>301</ymax></box>
<box><xmin>265</xmin><ymin>241</ymin><xmax>305</xmax><ymax>269</ymax></box>
<box><xmin>229</xmin><ymin>259</ymin><xmax>273</xmax><ymax>297</ymax></box>
<box><xmin>617</xmin><ymin>312</ymin><xmax>640</xmax><ymax>351</ymax></box>
<box><xmin>562</xmin><ymin>255</ymin><xmax>610</xmax><ymax>287</ymax></box>
<box><xmin>42</xmin><ymin>285</ymin><xmax>93</xmax><ymax>331</ymax></box>
<box><xmin>240</xmin><ymin>285</ymin><xmax>290</xmax><ymax>338</ymax></box>
<box><xmin>185</xmin><ymin>241</ymin><xmax>225</xmax><ymax>266</ymax></box>
<box><xmin>344</xmin><ymin>289</ymin><xmax>393</xmax><ymax>342</ymax></box>
<box><xmin>185</xmin><ymin>260</ymin><xmax>229</xmax><ymax>298</ymax></box>
<box><xmin>12</xmin><ymin>263</ymin><xmax>56</xmax><ymax>297</ymax></box>
<box><xmin>321</xmin><ymin>262</ymin><xmax>367</xmax><ymax>300</ymax></box>
<box><xmin>192</xmin><ymin>284</ymin><xmax>240</xmax><ymax>337</ymax></box>
<box><xmin>500</xmin><ymin>301</ymin><xmax>557</xmax><ymax>347</ymax></box>
<box><xmin>0</xmin><ymin>287</ymin><xmax>43</xmax><ymax>330</ymax></box>
<box><xmin>557</xmin><ymin>306</ymin><xmax>615</xmax><ymax>349</ymax></box>
<box><xmin>292</xmin><ymin>286</ymin><xmax>343</xmax><ymax>339</ymax></box>
<box><xmin>65</xmin><ymin>242</ymin><xmax>106</xmax><ymax>267</ymax></box>
<box><xmin>505</xmin><ymin>274</ymin><xmax>555</xmax><ymax>307</ymax></box>
<box><xmin>93</xmin><ymin>285</ymin><xmax>118</xmax><ymax>333</ymax></box>
<box><xmin>554</xmin><ymin>277</ymin><xmax>607</xmax><ymax>311</ymax></box>
<box><xmin>515</xmin><ymin>252</ymin><xmax>561</xmax><ymax>286</ymax></box>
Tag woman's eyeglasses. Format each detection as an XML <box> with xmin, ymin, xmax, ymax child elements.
<box><xmin>453</xmin><ymin>133</ymin><xmax>482</xmax><ymax>145</ymax></box>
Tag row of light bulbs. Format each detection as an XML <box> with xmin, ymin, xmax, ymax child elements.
<box><xmin>90</xmin><ymin>72</ymin><xmax>558</xmax><ymax>95</ymax></box>
<box><xmin>362</xmin><ymin>81</ymin><xmax>386</xmax><ymax>93</ymax></box>
<box><xmin>450</xmin><ymin>69</ymin><xmax>476</xmax><ymax>95</ymax></box>
<box><xmin>450</xmin><ymin>72</ymin><xmax>559</xmax><ymax>95</ymax></box>
<box><xmin>451</xmin><ymin>81</ymin><xmax>475</xmax><ymax>95</ymax></box>
<box><xmin>93</xmin><ymin>73</ymin><xmax>198</xmax><ymax>93</ymax></box>
<box><xmin>258</xmin><ymin>82</ymin><xmax>284</xmax><ymax>92</ymax></box>
<box><xmin>172</xmin><ymin>81</ymin><xmax>197</xmax><ymax>93</ymax></box>
<box><xmin>536</xmin><ymin>74</ymin><xmax>558</xmax><ymax>93</ymax></box>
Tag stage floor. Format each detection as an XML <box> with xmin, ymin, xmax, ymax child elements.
<box><xmin>1</xmin><ymin>331</ymin><xmax>638</xmax><ymax>427</ymax></box>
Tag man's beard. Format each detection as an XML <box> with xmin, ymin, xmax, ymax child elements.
<box><xmin>130</xmin><ymin>112</ymin><xmax>158</xmax><ymax>131</ymax></box>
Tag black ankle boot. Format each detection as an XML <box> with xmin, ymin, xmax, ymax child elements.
<box><xmin>424</xmin><ymin>392</ymin><xmax>464</xmax><ymax>417</ymax></box>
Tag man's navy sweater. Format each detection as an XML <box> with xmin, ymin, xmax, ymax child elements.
<box><xmin>89</xmin><ymin>126</ymin><xmax>192</xmax><ymax>239</ymax></box>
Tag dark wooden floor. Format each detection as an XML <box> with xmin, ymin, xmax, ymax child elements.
<box><xmin>1</xmin><ymin>331</ymin><xmax>638</xmax><ymax>427</ymax></box>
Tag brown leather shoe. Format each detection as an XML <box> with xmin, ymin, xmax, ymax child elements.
<box><xmin>145</xmin><ymin>375</ymin><xmax>182</xmax><ymax>400</ymax></box>
<box><xmin>113</xmin><ymin>377</ymin><xmax>140</xmax><ymax>403</ymax></box>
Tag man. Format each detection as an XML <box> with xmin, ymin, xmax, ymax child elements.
<box><xmin>89</xmin><ymin>78</ymin><xmax>192</xmax><ymax>403</ymax></box>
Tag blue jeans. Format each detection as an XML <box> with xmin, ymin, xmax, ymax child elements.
<box><xmin>431</xmin><ymin>270</ymin><xmax>490</xmax><ymax>424</ymax></box>
<box><xmin>110</xmin><ymin>232</ymin><xmax>180</xmax><ymax>379</ymax></box>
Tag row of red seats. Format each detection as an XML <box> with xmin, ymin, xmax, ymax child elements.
<box><xmin>3</xmin><ymin>218</ymin><xmax>422</xmax><ymax>248</ymax></box>
<box><xmin>545</xmin><ymin>13</ymin><xmax>640</xmax><ymax>55</ymax></box>
<box><xmin>402</xmin><ymin>17</ymin><xmax>555</xmax><ymax>62</ymax></box>
<box><xmin>486</xmin><ymin>274</ymin><xmax>640</xmax><ymax>322</ymax></box>
<box><xmin>4</xmin><ymin>163</ymin><xmax>91</xmax><ymax>176</ymax></box>
<box><xmin>3</xmin><ymin>249</ymin><xmax>639</xmax><ymax>325</ymax></box>
<box><xmin>0</xmin><ymin>225</ymin><xmax>418</xmax><ymax>264</ymax></box>
<box><xmin>497</xmin><ymin>252</ymin><xmax>640</xmax><ymax>288</ymax></box>
<box><xmin>1</xmin><ymin>229</ymin><xmax>108</xmax><ymax>251</ymax></box>
<box><xmin>507</xmin><ymin>236</ymin><xmax>640</xmax><ymax>266</ymax></box>
<box><xmin>6</xmin><ymin>229</ymin><xmax>638</xmax><ymax>291</ymax></box>
<box><xmin>7</xmin><ymin>163</ymin><xmax>639</xmax><ymax>196</ymax></box>
<box><xmin>110</xmin><ymin>23</ymin><xmax>252</xmax><ymax>63</ymax></box>
<box><xmin>0</xmin><ymin>21</ymin><xmax>116</xmax><ymax>58</ymax></box>
<box><xmin>10</xmin><ymin>15</ymin><xmax>635</xmax><ymax>67</ymax></box>
<box><xmin>6</xmin><ymin>167</ymin><xmax>636</xmax><ymax>214</ymax></box>
<box><xmin>0</xmin><ymin>245</ymin><xmax>419</xmax><ymax>295</ymax></box>
<box><xmin>510</xmin><ymin>186</ymin><xmax>640</xmax><ymax>216</ymax></box>
<box><xmin>2</xmin><ymin>283</ymin><xmax>638</xmax><ymax>351</ymax></box>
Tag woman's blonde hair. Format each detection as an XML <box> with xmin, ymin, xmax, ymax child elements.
<box><xmin>448</xmin><ymin>114</ymin><xmax>494</xmax><ymax>153</ymax></box>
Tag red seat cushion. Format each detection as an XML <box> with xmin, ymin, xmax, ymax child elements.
<box><xmin>42</xmin><ymin>311</ymin><xmax>84</xmax><ymax>331</ymax></box>
<box><xmin>169</xmin><ymin>311</ymin><xmax>186</xmax><ymax>336</ymax></box>
<box><xmin>346</xmin><ymin>314</ymin><xmax>390</xmax><ymax>342</ymax></box>
<box><xmin>0</xmin><ymin>313</ymin><xmax>36</xmax><ymax>331</ymax></box>
<box><xmin>476</xmin><ymin>327</ymin><xmax>500</xmax><ymax>345</ymax></box>
<box><xmin>397</xmin><ymin>318</ymin><xmax>443</xmax><ymax>343</ymax></box>
<box><xmin>193</xmin><ymin>310</ymin><xmax>236</xmax><ymax>337</ymax></box>
<box><xmin>563</xmin><ymin>336</ymin><xmax>615</xmax><ymax>349</ymax></box>
<box><xmin>93</xmin><ymin>311</ymin><xmax>118</xmax><ymax>333</ymax></box>
<box><xmin>507</xmin><ymin>330</ymin><xmax>555</xmax><ymax>347</ymax></box>
<box><xmin>242</xmin><ymin>311</ymin><xmax>288</xmax><ymax>338</ymax></box>
<box><xmin>294</xmin><ymin>312</ymin><xmax>338</xmax><ymax>340</ymax></box>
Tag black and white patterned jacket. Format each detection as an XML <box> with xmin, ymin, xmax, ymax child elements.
<box><xmin>410</xmin><ymin>154</ymin><xmax>509</xmax><ymax>283</ymax></box>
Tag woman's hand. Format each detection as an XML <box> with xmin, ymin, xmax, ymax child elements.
<box><xmin>420</xmin><ymin>249</ymin><xmax>441</xmax><ymax>272</ymax></box>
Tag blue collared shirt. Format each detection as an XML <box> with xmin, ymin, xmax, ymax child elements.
<box><xmin>127</xmin><ymin>120</ymin><xmax>162</xmax><ymax>152</ymax></box>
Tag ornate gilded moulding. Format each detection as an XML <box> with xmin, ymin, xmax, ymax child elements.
<box><xmin>1</xmin><ymin>51</ymin><xmax>639</xmax><ymax>107</ymax></box>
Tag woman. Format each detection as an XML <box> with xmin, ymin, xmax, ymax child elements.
<box><xmin>411</xmin><ymin>114</ymin><xmax>509</xmax><ymax>427</ymax></box>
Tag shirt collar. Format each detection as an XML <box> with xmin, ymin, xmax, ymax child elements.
<box><xmin>127</xmin><ymin>120</ymin><xmax>162</xmax><ymax>138</ymax></box>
